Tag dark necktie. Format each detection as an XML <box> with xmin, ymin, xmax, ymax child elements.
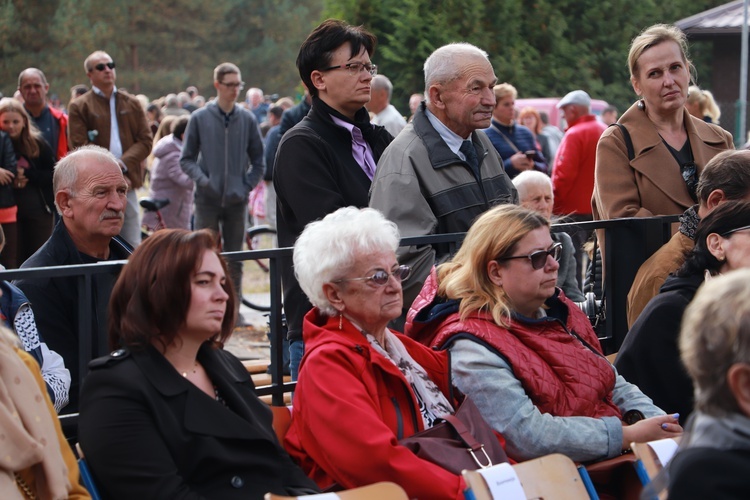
<box><xmin>460</xmin><ymin>140</ymin><xmax>480</xmax><ymax>179</ymax></box>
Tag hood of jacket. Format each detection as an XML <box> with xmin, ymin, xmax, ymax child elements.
<box><xmin>152</xmin><ymin>134</ymin><xmax>181</xmax><ymax>159</ymax></box>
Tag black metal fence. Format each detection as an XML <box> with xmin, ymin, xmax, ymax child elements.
<box><xmin>0</xmin><ymin>214</ymin><xmax>680</xmax><ymax>411</ymax></box>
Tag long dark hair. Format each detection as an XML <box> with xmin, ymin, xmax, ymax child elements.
<box><xmin>109</xmin><ymin>229</ymin><xmax>236</xmax><ymax>352</ymax></box>
<box><xmin>678</xmin><ymin>200</ymin><xmax>750</xmax><ymax>277</ymax></box>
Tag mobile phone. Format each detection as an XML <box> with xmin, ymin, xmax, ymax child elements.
<box><xmin>524</xmin><ymin>150</ymin><xmax>536</xmax><ymax>160</ymax></box>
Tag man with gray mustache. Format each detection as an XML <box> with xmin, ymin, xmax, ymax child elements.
<box><xmin>15</xmin><ymin>145</ymin><xmax>132</xmax><ymax>413</ymax></box>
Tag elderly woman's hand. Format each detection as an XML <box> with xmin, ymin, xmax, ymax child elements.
<box><xmin>621</xmin><ymin>413</ymin><xmax>682</xmax><ymax>450</ymax></box>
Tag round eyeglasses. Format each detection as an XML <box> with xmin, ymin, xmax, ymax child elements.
<box><xmin>321</xmin><ymin>62</ymin><xmax>378</xmax><ymax>77</ymax></box>
<box><xmin>332</xmin><ymin>265</ymin><xmax>411</xmax><ymax>286</ymax></box>
<box><xmin>497</xmin><ymin>242</ymin><xmax>562</xmax><ymax>270</ymax></box>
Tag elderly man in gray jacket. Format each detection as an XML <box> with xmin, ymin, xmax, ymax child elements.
<box><xmin>370</xmin><ymin>43</ymin><xmax>517</xmax><ymax>321</ymax></box>
<box><xmin>180</xmin><ymin>62</ymin><xmax>265</xmax><ymax>307</ymax></box>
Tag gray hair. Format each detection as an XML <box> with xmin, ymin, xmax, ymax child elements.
<box><xmin>53</xmin><ymin>145</ymin><xmax>119</xmax><ymax>214</ymax></box>
<box><xmin>512</xmin><ymin>170</ymin><xmax>553</xmax><ymax>203</ymax></box>
<box><xmin>680</xmin><ymin>269</ymin><xmax>750</xmax><ymax>417</ymax></box>
<box><xmin>84</xmin><ymin>50</ymin><xmax>112</xmax><ymax>73</ymax></box>
<box><xmin>293</xmin><ymin>207</ymin><xmax>400</xmax><ymax>316</ymax></box>
<box><xmin>423</xmin><ymin>43</ymin><xmax>489</xmax><ymax>102</ymax></box>
<box><xmin>371</xmin><ymin>75</ymin><xmax>393</xmax><ymax>100</ymax></box>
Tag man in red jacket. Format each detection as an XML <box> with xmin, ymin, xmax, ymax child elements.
<box><xmin>551</xmin><ymin>89</ymin><xmax>607</xmax><ymax>286</ymax></box>
<box><xmin>18</xmin><ymin>68</ymin><xmax>69</xmax><ymax>161</ymax></box>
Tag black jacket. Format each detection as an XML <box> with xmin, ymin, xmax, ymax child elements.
<box><xmin>14</xmin><ymin>220</ymin><xmax>132</xmax><ymax>412</ymax></box>
<box><xmin>79</xmin><ymin>344</ymin><xmax>318</xmax><ymax>499</ymax></box>
<box><xmin>614</xmin><ymin>271</ymin><xmax>703</xmax><ymax>424</ymax></box>
<box><xmin>274</xmin><ymin>97</ymin><xmax>393</xmax><ymax>341</ymax></box>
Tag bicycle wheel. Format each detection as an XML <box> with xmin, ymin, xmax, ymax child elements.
<box><xmin>242</xmin><ymin>225</ymin><xmax>277</xmax><ymax>312</ymax></box>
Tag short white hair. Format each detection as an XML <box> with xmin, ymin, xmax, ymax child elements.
<box><xmin>371</xmin><ymin>75</ymin><xmax>393</xmax><ymax>100</ymax></box>
<box><xmin>512</xmin><ymin>170</ymin><xmax>553</xmax><ymax>202</ymax></box>
<box><xmin>423</xmin><ymin>43</ymin><xmax>489</xmax><ymax>103</ymax></box>
<box><xmin>293</xmin><ymin>207</ymin><xmax>400</xmax><ymax>316</ymax></box>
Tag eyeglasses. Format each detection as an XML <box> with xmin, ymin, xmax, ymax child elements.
<box><xmin>321</xmin><ymin>62</ymin><xmax>378</xmax><ymax>77</ymax></box>
<box><xmin>497</xmin><ymin>242</ymin><xmax>563</xmax><ymax>270</ymax></box>
<box><xmin>92</xmin><ymin>62</ymin><xmax>116</xmax><ymax>72</ymax></box>
<box><xmin>721</xmin><ymin>224</ymin><xmax>750</xmax><ymax>237</ymax></box>
<box><xmin>219</xmin><ymin>81</ymin><xmax>245</xmax><ymax>90</ymax></box>
<box><xmin>681</xmin><ymin>161</ymin><xmax>698</xmax><ymax>202</ymax></box>
<box><xmin>332</xmin><ymin>265</ymin><xmax>411</xmax><ymax>286</ymax></box>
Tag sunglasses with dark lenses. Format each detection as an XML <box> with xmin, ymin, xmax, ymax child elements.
<box><xmin>332</xmin><ymin>265</ymin><xmax>411</xmax><ymax>286</ymax></box>
<box><xmin>93</xmin><ymin>62</ymin><xmax>116</xmax><ymax>71</ymax></box>
<box><xmin>497</xmin><ymin>242</ymin><xmax>563</xmax><ymax>270</ymax></box>
<box><xmin>681</xmin><ymin>161</ymin><xmax>698</xmax><ymax>202</ymax></box>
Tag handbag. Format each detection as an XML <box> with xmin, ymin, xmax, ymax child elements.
<box><xmin>399</xmin><ymin>397</ymin><xmax>509</xmax><ymax>475</ymax></box>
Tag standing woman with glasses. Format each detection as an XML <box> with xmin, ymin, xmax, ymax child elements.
<box><xmin>406</xmin><ymin>205</ymin><xmax>681</xmax><ymax>463</ymax></box>
<box><xmin>274</xmin><ymin>19</ymin><xmax>393</xmax><ymax>380</ymax></box>
<box><xmin>593</xmin><ymin>24</ymin><xmax>733</xmax><ymax>228</ymax></box>
<box><xmin>285</xmin><ymin>207</ymin><xmax>503</xmax><ymax>500</ymax></box>
<box><xmin>616</xmin><ymin>200</ymin><xmax>750</xmax><ymax>426</ymax></box>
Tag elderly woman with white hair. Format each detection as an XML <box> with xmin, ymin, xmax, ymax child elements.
<box><xmin>512</xmin><ymin>170</ymin><xmax>584</xmax><ymax>301</ymax></box>
<box><xmin>667</xmin><ymin>269</ymin><xmax>750</xmax><ymax>497</ymax></box>
<box><xmin>284</xmin><ymin>206</ymin><xmax>495</xmax><ymax>500</ymax></box>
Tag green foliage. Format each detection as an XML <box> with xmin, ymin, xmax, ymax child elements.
<box><xmin>0</xmin><ymin>0</ymin><xmax>323</xmax><ymax>104</ymax></box>
<box><xmin>324</xmin><ymin>0</ymin><xmax>728</xmax><ymax>113</ymax></box>
<box><xmin>0</xmin><ymin>0</ymin><xmax>729</xmax><ymax>113</ymax></box>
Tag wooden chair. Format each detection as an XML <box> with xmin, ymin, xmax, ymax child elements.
<box><xmin>264</xmin><ymin>481</ymin><xmax>408</xmax><ymax>500</ymax></box>
<box><xmin>269</xmin><ymin>405</ymin><xmax>293</xmax><ymax>443</ymax></box>
<box><xmin>463</xmin><ymin>453</ymin><xmax>597</xmax><ymax>500</ymax></box>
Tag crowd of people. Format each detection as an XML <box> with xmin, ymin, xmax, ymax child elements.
<box><xmin>1</xmin><ymin>17</ymin><xmax>749</xmax><ymax>499</ymax></box>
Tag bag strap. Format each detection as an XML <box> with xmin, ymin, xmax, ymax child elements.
<box><xmin>442</xmin><ymin>414</ymin><xmax>493</xmax><ymax>468</ymax></box>
<box><xmin>491</xmin><ymin>124</ymin><xmax>521</xmax><ymax>154</ymax></box>
<box><xmin>610</xmin><ymin>123</ymin><xmax>634</xmax><ymax>161</ymax></box>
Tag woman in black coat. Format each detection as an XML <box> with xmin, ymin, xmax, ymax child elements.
<box><xmin>78</xmin><ymin>229</ymin><xmax>318</xmax><ymax>500</ymax></box>
<box><xmin>616</xmin><ymin>200</ymin><xmax>750</xmax><ymax>425</ymax></box>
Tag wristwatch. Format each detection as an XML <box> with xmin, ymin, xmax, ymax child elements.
<box><xmin>623</xmin><ymin>409</ymin><xmax>645</xmax><ymax>425</ymax></box>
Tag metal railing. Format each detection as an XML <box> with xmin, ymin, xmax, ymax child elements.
<box><xmin>1</xmin><ymin>214</ymin><xmax>680</xmax><ymax>411</ymax></box>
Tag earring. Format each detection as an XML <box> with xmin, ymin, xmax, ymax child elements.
<box><xmin>637</xmin><ymin>99</ymin><xmax>645</xmax><ymax>110</ymax></box>
<box><xmin>339</xmin><ymin>312</ymin><xmax>343</xmax><ymax>330</ymax></box>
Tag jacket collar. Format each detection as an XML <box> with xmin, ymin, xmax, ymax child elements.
<box><xmin>30</xmin><ymin>219</ymin><xmax>132</xmax><ymax>267</ymax></box>
<box><xmin>620</xmin><ymin>101</ymin><xmax>728</xmax><ymax>160</ymax></box>
<box><xmin>413</xmin><ymin>102</ymin><xmax>489</xmax><ymax>170</ymax></box>
<box><xmin>619</xmin><ymin>101</ymin><xmax>729</xmax><ymax>209</ymax></box>
<box><xmin>132</xmin><ymin>344</ymin><xmax>275</xmax><ymax>442</ymax></box>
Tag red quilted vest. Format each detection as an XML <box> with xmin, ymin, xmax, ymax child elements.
<box><xmin>407</xmin><ymin>270</ymin><xmax>621</xmax><ymax>420</ymax></box>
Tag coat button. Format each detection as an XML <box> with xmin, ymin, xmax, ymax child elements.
<box><xmin>230</xmin><ymin>476</ymin><xmax>244</xmax><ymax>488</ymax></box>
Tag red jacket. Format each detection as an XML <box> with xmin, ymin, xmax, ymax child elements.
<box><xmin>284</xmin><ymin>308</ymin><xmax>466</xmax><ymax>500</ymax></box>
<box><xmin>552</xmin><ymin>114</ymin><xmax>606</xmax><ymax>215</ymax></box>
<box><xmin>49</xmin><ymin>106</ymin><xmax>69</xmax><ymax>161</ymax></box>
<box><xmin>407</xmin><ymin>269</ymin><xmax>621</xmax><ymax>420</ymax></box>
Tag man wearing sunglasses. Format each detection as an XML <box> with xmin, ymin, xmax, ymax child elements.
<box><xmin>180</xmin><ymin>62</ymin><xmax>264</xmax><ymax>319</ymax></box>
<box><xmin>68</xmin><ymin>50</ymin><xmax>153</xmax><ymax>249</ymax></box>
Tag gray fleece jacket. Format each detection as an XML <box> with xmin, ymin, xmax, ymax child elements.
<box><xmin>180</xmin><ymin>101</ymin><xmax>265</xmax><ymax>207</ymax></box>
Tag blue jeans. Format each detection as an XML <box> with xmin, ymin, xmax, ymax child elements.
<box><xmin>289</xmin><ymin>339</ymin><xmax>305</xmax><ymax>382</ymax></box>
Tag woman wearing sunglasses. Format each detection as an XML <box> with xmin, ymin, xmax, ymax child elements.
<box><xmin>285</xmin><ymin>207</ymin><xmax>493</xmax><ymax>500</ymax></box>
<box><xmin>617</xmin><ymin>200</ymin><xmax>750</xmax><ymax>426</ymax></box>
<box><xmin>406</xmin><ymin>205</ymin><xmax>681</xmax><ymax>463</ymax></box>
